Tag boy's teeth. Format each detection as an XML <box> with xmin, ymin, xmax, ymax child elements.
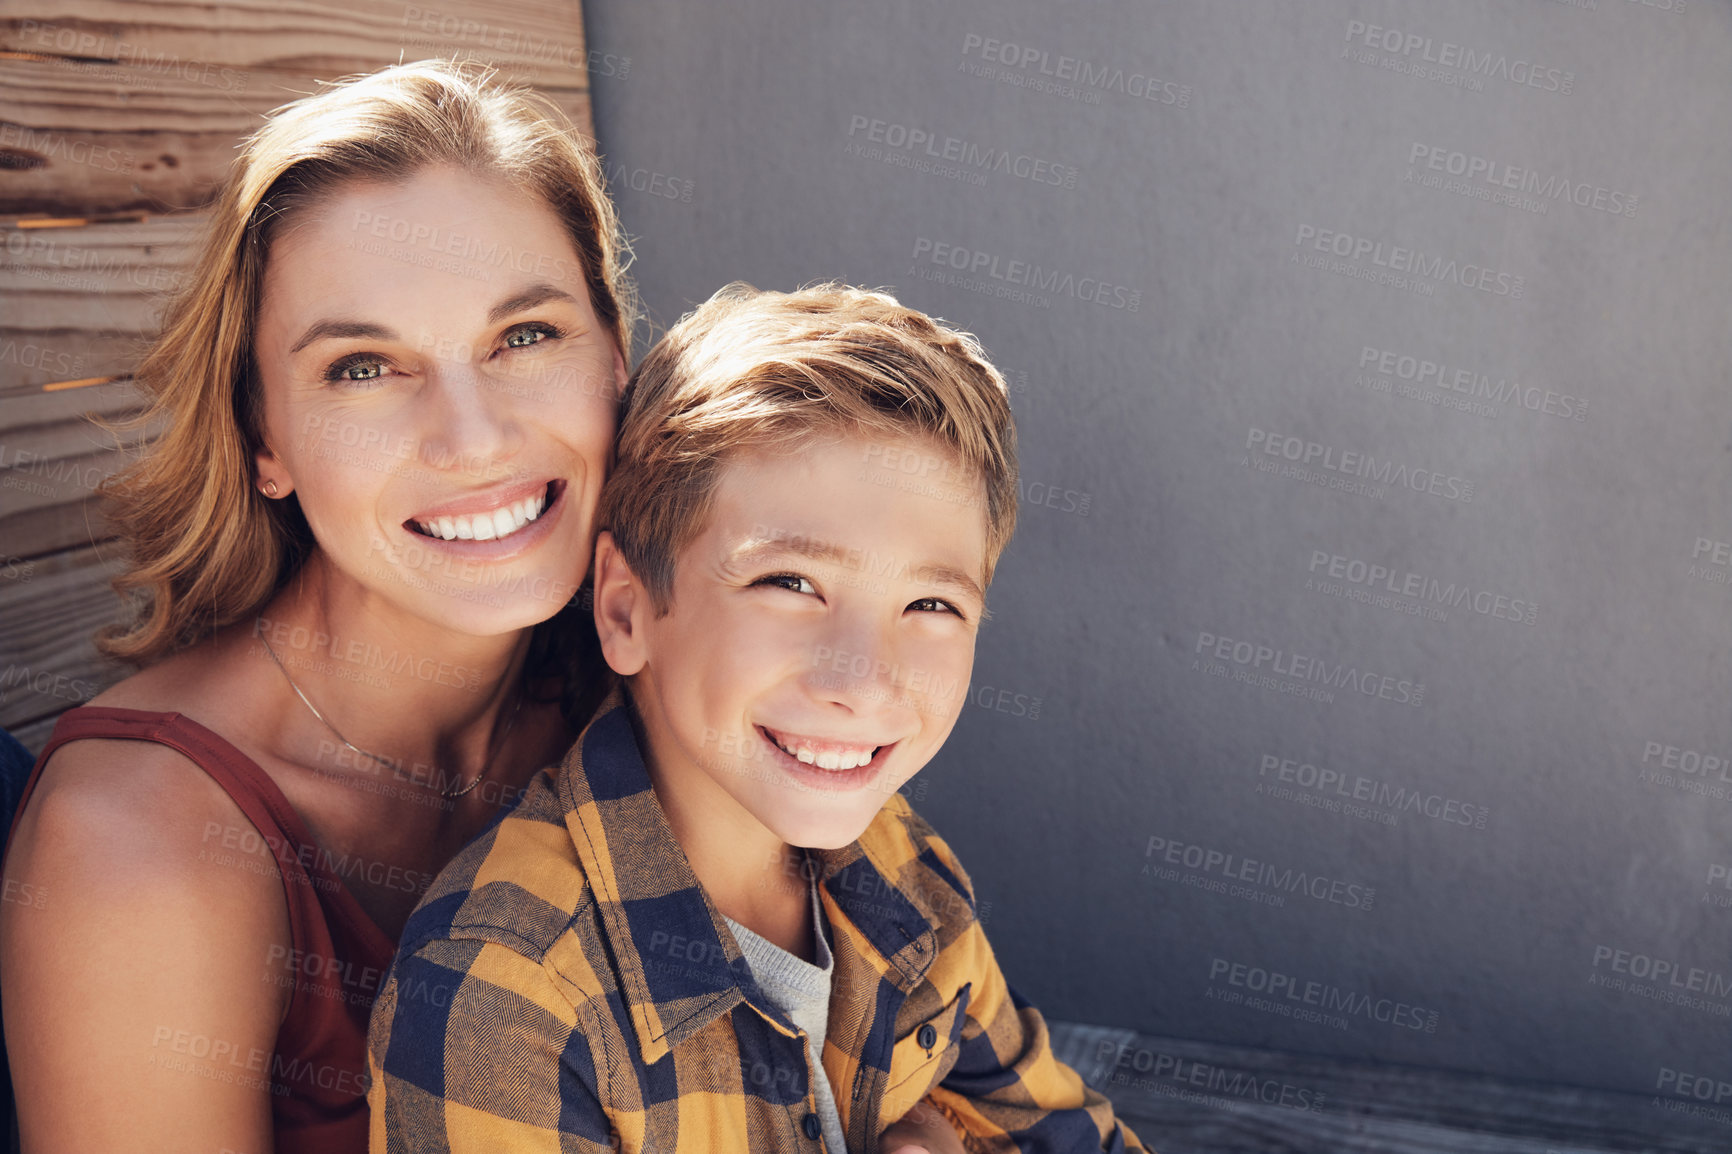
<box><xmin>415</xmin><ymin>490</ymin><xmax>548</xmax><ymax>541</ymax></box>
<box><xmin>767</xmin><ymin>729</ymin><xmax>877</xmax><ymax>771</ymax></box>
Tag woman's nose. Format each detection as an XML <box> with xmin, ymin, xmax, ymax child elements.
<box><xmin>415</xmin><ymin>357</ymin><xmax>523</xmax><ymax>476</ymax></box>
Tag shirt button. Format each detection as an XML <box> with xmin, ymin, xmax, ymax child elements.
<box><xmin>802</xmin><ymin>1112</ymin><xmax>823</xmax><ymax>1140</ymax></box>
<box><xmin>917</xmin><ymin>1023</ymin><xmax>938</xmax><ymax>1049</ymax></box>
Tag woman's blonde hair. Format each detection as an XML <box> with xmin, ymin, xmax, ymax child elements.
<box><xmin>99</xmin><ymin>59</ymin><xmax>635</xmax><ymax>665</ymax></box>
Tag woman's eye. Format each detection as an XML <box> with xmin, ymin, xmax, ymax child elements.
<box><xmin>503</xmin><ymin>322</ymin><xmax>560</xmax><ymax>350</ymax></box>
<box><xmin>324</xmin><ymin>355</ymin><xmax>388</xmax><ymax>385</ymax></box>
<box><xmin>758</xmin><ymin>573</ymin><xmax>817</xmax><ymax>595</ymax></box>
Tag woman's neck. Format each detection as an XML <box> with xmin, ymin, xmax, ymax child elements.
<box><xmin>242</xmin><ymin>552</ymin><xmax>539</xmax><ymax>791</ymax></box>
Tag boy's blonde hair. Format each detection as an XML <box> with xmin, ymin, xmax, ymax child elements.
<box><xmin>601</xmin><ymin>283</ymin><xmax>1018</xmax><ymax>611</ymax></box>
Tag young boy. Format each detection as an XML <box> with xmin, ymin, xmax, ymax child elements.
<box><xmin>368</xmin><ymin>285</ymin><xmax>1149</xmax><ymax>1153</ymax></box>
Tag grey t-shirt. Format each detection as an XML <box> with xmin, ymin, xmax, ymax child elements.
<box><xmin>723</xmin><ymin>874</ymin><xmax>849</xmax><ymax>1154</ymax></box>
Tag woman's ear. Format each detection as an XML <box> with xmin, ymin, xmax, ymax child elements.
<box><xmin>254</xmin><ymin>443</ymin><xmax>295</xmax><ymax>500</ymax></box>
<box><xmin>592</xmin><ymin>531</ymin><xmax>649</xmax><ymax>677</ymax></box>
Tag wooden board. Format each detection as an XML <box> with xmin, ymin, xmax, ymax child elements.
<box><xmin>1050</xmin><ymin>1022</ymin><xmax>1729</xmax><ymax>1154</ymax></box>
<box><xmin>0</xmin><ymin>0</ymin><xmax>605</xmax><ymax>89</ymax></box>
<box><xmin>0</xmin><ymin>0</ymin><xmax>596</xmax><ymax>215</ymax></box>
<box><xmin>0</xmin><ymin>544</ymin><xmax>128</xmax><ymax>739</ymax></box>
<box><xmin>0</xmin><ymin>214</ymin><xmax>202</xmax><ymax>345</ymax></box>
<box><xmin>1</xmin><ymin>215</ymin><xmax>192</xmax><ymax>557</ymax></box>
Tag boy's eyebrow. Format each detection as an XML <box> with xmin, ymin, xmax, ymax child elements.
<box><xmin>726</xmin><ymin>537</ymin><xmax>985</xmax><ymax>603</ymax></box>
<box><xmin>912</xmin><ymin>564</ymin><xmax>986</xmax><ymax>604</ymax></box>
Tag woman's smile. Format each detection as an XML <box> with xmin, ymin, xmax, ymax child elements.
<box><xmin>407</xmin><ymin>477</ymin><xmax>562</xmax><ymax>542</ymax></box>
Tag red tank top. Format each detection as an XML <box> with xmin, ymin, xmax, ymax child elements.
<box><xmin>6</xmin><ymin>707</ymin><xmax>398</xmax><ymax>1154</ymax></box>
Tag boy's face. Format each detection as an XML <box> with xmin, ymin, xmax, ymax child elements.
<box><xmin>598</xmin><ymin>433</ymin><xmax>989</xmax><ymax>850</ymax></box>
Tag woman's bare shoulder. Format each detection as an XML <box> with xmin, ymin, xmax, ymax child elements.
<box><xmin>2</xmin><ymin>693</ymin><xmax>291</xmax><ymax>1151</ymax></box>
<box><xmin>7</xmin><ymin>720</ymin><xmax>285</xmax><ymax>912</ymax></box>
<box><xmin>8</xmin><ymin>626</ymin><xmax>291</xmax><ymax>920</ymax></box>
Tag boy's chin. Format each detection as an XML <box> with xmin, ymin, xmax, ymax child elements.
<box><xmin>768</xmin><ymin>807</ymin><xmax>881</xmax><ymax>852</ymax></box>
<box><xmin>790</xmin><ymin>830</ymin><xmax>869</xmax><ymax>852</ymax></box>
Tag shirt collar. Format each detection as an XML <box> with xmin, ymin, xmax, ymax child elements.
<box><xmin>557</xmin><ymin>690</ymin><xmax>939</xmax><ymax>1064</ymax></box>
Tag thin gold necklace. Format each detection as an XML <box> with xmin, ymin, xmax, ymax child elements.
<box><xmin>258</xmin><ymin>633</ymin><xmax>522</xmax><ymax>799</ymax></box>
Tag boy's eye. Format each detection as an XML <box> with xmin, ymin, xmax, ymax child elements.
<box><xmin>757</xmin><ymin>573</ymin><xmax>817</xmax><ymax>595</ymax></box>
<box><xmin>909</xmin><ymin>596</ymin><xmax>964</xmax><ymax>618</ymax></box>
<box><xmin>324</xmin><ymin>354</ymin><xmax>389</xmax><ymax>385</ymax></box>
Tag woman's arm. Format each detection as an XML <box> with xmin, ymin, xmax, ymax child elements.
<box><xmin>1</xmin><ymin>739</ymin><xmax>292</xmax><ymax>1154</ymax></box>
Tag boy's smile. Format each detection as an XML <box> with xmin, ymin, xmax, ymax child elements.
<box><xmin>594</xmin><ymin>431</ymin><xmax>990</xmax><ymax>854</ymax></box>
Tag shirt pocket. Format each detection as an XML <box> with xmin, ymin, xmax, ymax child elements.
<box><xmin>879</xmin><ymin>983</ymin><xmax>972</xmax><ymax>1122</ymax></box>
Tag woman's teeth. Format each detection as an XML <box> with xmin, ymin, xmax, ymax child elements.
<box><xmin>414</xmin><ymin>491</ymin><xmax>547</xmax><ymax>542</ymax></box>
<box><xmin>767</xmin><ymin>730</ymin><xmax>879</xmax><ymax>771</ymax></box>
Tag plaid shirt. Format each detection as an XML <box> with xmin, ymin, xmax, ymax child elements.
<box><xmin>368</xmin><ymin>693</ymin><xmax>1149</xmax><ymax>1153</ymax></box>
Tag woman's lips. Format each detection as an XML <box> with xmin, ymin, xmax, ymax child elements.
<box><xmin>387</xmin><ymin>478</ymin><xmax>570</xmax><ymax>568</ymax></box>
<box><xmin>404</xmin><ymin>479</ymin><xmax>562</xmax><ymax>542</ymax></box>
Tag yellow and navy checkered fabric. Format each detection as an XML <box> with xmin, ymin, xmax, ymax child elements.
<box><xmin>367</xmin><ymin>692</ymin><xmax>1149</xmax><ymax>1152</ymax></box>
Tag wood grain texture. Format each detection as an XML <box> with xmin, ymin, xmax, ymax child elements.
<box><xmin>1050</xmin><ymin>1022</ymin><xmax>1729</xmax><ymax>1154</ymax></box>
<box><xmin>0</xmin><ymin>214</ymin><xmax>202</xmax><ymax>347</ymax></box>
<box><xmin>0</xmin><ymin>216</ymin><xmax>180</xmax><ymax>557</ymax></box>
<box><xmin>0</xmin><ymin>68</ymin><xmax>592</xmax><ymax>214</ymax></box>
<box><xmin>1</xmin><ymin>0</ymin><xmax>605</xmax><ymax>88</ymax></box>
<box><xmin>0</xmin><ymin>544</ymin><xmax>129</xmax><ymax>738</ymax></box>
<box><xmin>0</xmin><ymin>0</ymin><xmax>597</xmax><ymax>214</ymax></box>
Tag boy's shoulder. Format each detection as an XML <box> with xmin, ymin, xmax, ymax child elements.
<box><xmin>395</xmin><ymin>764</ymin><xmax>598</xmax><ymax>966</ymax></box>
<box><xmin>842</xmin><ymin>791</ymin><xmax>983</xmax><ymax>932</ymax></box>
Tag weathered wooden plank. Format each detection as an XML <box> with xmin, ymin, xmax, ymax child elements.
<box><xmin>1</xmin><ymin>411</ymin><xmax>129</xmax><ymax>465</ymax></box>
<box><xmin>0</xmin><ymin>0</ymin><xmax>600</xmax><ymax>216</ymax></box>
<box><xmin>0</xmin><ymin>0</ymin><xmax>604</xmax><ymax>92</ymax></box>
<box><xmin>0</xmin><ymin>340</ymin><xmax>141</xmax><ymax>404</ymax></box>
<box><xmin>0</xmin><ymin>543</ymin><xmax>128</xmax><ymax>735</ymax></box>
<box><xmin>0</xmin><ymin>400</ymin><xmax>168</xmax><ymax>558</ymax></box>
<box><xmin>0</xmin><ymin>370</ymin><xmax>146</xmax><ymax>428</ymax></box>
<box><xmin>0</xmin><ymin>452</ymin><xmax>119</xmax><ymax>556</ymax></box>
<box><xmin>0</xmin><ymin>495</ymin><xmax>111</xmax><ymax>558</ymax></box>
<box><xmin>0</xmin><ymin>215</ymin><xmax>202</xmax><ymax>411</ymax></box>
<box><xmin>9</xmin><ymin>711</ymin><xmax>56</xmax><ymax>756</ymax></box>
<box><xmin>1050</xmin><ymin>1022</ymin><xmax>1728</xmax><ymax>1154</ymax></box>
<box><xmin>0</xmin><ymin>216</ymin><xmax>190</xmax><ymax>561</ymax></box>
<box><xmin>0</xmin><ymin>62</ymin><xmax>592</xmax><ymax>214</ymax></box>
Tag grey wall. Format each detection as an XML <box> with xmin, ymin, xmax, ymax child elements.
<box><xmin>583</xmin><ymin>0</ymin><xmax>1732</xmax><ymax>1099</ymax></box>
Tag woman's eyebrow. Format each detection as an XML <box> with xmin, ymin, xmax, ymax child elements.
<box><xmin>286</xmin><ymin>285</ymin><xmax>578</xmax><ymax>355</ymax></box>
<box><xmin>488</xmin><ymin>283</ymin><xmax>579</xmax><ymax>323</ymax></box>
<box><xmin>289</xmin><ymin>320</ymin><xmax>395</xmax><ymax>355</ymax></box>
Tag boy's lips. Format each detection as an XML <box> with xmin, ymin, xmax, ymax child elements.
<box><xmin>758</xmin><ymin>725</ymin><xmax>890</xmax><ymax>772</ymax></box>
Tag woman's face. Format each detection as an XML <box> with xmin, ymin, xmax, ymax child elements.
<box><xmin>253</xmin><ymin>165</ymin><xmax>625</xmax><ymax>638</ymax></box>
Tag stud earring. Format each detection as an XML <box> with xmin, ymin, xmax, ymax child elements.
<box><xmin>262</xmin><ymin>480</ymin><xmax>279</xmax><ymax>498</ymax></box>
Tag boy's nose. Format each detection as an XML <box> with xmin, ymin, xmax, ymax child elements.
<box><xmin>805</xmin><ymin>633</ymin><xmax>905</xmax><ymax>714</ymax></box>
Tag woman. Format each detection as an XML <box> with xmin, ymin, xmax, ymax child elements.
<box><xmin>0</xmin><ymin>61</ymin><xmax>631</xmax><ymax>1153</ymax></box>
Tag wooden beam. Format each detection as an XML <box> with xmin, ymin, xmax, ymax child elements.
<box><xmin>1049</xmin><ymin>1022</ymin><xmax>1728</xmax><ymax>1154</ymax></box>
<box><xmin>1</xmin><ymin>0</ymin><xmax>597</xmax><ymax>215</ymax></box>
<box><xmin>0</xmin><ymin>543</ymin><xmax>129</xmax><ymax>736</ymax></box>
<box><xmin>0</xmin><ymin>0</ymin><xmax>603</xmax><ymax>92</ymax></box>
